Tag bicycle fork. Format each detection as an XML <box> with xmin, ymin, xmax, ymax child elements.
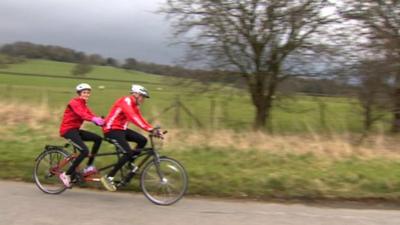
<box><xmin>153</xmin><ymin>153</ymin><xmax>167</xmax><ymax>184</ymax></box>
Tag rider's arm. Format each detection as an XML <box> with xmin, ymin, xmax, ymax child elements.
<box><xmin>134</xmin><ymin>108</ymin><xmax>153</xmax><ymax>131</ymax></box>
<box><xmin>69</xmin><ymin>99</ymin><xmax>95</xmax><ymax>121</ymax></box>
<box><xmin>86</xmin><ymin>107</ymin><xmax>97</xmax><ymax>118</ymax></box>
<box><xmin>120</xmin><ymin>97</ymin><xmax>153</xmax><ymax>132</ymax></box>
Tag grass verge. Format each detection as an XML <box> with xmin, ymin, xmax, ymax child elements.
<box><xmin>1</xmin><ymin>132</ymin><xmax>400</xmax><ymax>201</ymax></box>
<box><xmin>1</xmin><ymin>100</ymin><xmax>400</xmax><ymax>201</ymax></box>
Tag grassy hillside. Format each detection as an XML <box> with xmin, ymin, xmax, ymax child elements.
<box><xmin>0</xmin><ymin>59</ymin><xmax>390</xmax><ymax>133</ymax></box>
<box><xmin>0</xmin><ymin>59</ymin><xmax>163</xmax><ymax>82</ymax></box>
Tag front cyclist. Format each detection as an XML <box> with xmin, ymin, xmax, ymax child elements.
<box><xmin>59</xmin><ymin>83</ymin><xmax>104</xmax><ymax>187</ymax></box>
<box><xmin>100</xmin><ymin>84</ymin><xmax>159</xmax><ymax>191</ymax></box>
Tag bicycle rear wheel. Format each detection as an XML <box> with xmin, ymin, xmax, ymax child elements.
<box><xmin>140</xmin><ymin>157</ymin><xmax>188</xmax><ymax>205</ymax></box>
<box><xmin>33</xmin><ymin>148</ymin><xmax>71</xmax><ymax>194</ymax></box>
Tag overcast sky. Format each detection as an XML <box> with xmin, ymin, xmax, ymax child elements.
<box><xmin>0</xmin><ymin>0</ymin><xmax>185</xmax><ymax>65</ymax></box>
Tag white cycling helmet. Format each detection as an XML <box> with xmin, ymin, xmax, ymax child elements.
<box><xmin>131</xmin><ymin>84</ymin><xmax>150</xmax><ymax>98</ymax></box>
<box><xmin>76</xmin><ymin>83</ymin><xmax>92</xmax><ymax>92</ymax></box>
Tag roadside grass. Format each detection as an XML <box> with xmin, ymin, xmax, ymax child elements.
<box><xmin>176</xmin><ymin>148</ymin><xmax>400</xmax><ymax>200</ymax></box>
<box><xmin>2</xmin><ymin>134</ymin><xmax>400</xmax><ymax>201</ymax></box>
<box><xmin>0</xmin><ymin>100</ymin><xmax>400</xmax><ymax>201</ymax></box>
<box><xmin>166</xmin><ymin>129</ymin><xmax>400</xmax><ymax>158</ymax></box>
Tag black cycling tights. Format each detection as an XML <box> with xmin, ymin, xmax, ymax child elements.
<box><xmin>63</xmin><ymin>129</ymin><xmax>102</xmax><ymax>176</ymax></box>
<box><xmin>105</xmin><ymin>129</ymin><xmax>147</xmax><ymax>177</ymax></box>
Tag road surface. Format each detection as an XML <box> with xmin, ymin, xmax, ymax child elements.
<box><xmin>1</xmin><ymin>180</ymin><xmax>399</xmax><ymax>225</ymax></box>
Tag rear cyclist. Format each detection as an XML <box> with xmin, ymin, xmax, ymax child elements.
<box><xmin>100</xmin><ymin>84</ymin><xmax>161</xmax><ymax>191</ymax></box>
<box><xmin>59</xmin><ymin>83</ymin><xmax>104</xmax><ymax>187</ymax></box>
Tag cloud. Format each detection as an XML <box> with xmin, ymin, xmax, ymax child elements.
<box><xmin>0</xmin><ymin>0</ymin><xmax>184</xmax><ymax>64</ymax></box>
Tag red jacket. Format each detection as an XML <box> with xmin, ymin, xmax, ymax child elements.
<box><xmin>103</xmin><ymin>96</ymin><xmax>153</xmax><ymax>133</ymax></box>
<box><xmin>59</xmin><ymin>97</ymin><xmax>96</xmax><ymax>136</ymax></box>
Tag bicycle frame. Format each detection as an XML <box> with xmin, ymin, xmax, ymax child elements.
<box><xmin>55</xmin><ymin>133</ymin><xmax>163</xmax><ymax>184</ymax></box>
<box><xmin>35</xmin><ymin>130</ymin><xmax>188</xmax><ymax>205</ymax></box>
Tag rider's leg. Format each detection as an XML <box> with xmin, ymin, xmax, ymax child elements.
<box><xmin>63</xmin><ymin>129</ymin><xmax>90</xmax><ymax>176</ymax></box>
<box><xmin>125</xmin><ymin>129</ymin><xmax>147</xmax><ymax>154</ymax></box>
<box><xmin>104</xmin><ymin>130</ymin><xmax>135</xmax><ymax>178</ymax></box>
<box><xmin>78</xmin><ymin>130</ymin><xmax>102</xmax><ymax>166</ymax></box>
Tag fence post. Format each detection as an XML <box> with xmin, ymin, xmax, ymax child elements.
<box><xmin>174</xmin><ymin>96</ymin><xmax>181</xmax><ymax>127</ymax></box>
<box><xmin>314</xmin><ymin>96</ymin><xmax>327</xmax><ymax>130</ymax></box>
<box><xmin>221</xmin><ymin>99</ymin><xmax>230</xmax><ymax>127</ymax></box>
<box><xmin>210</xmin><ymin>96</ymin><xmax>216</xmax><ymax>129</ymax></box>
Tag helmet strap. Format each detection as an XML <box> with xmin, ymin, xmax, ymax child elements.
<box><xmin>131</xmin><ymin>93</ymin><xmax>140</xmax><ymax>106</ymax></box>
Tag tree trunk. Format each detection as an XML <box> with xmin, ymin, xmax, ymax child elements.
<box><xmin>252</xmin><ymin>94</ymin><xmax>275</xmax><ymax>131</ymax></box>
<box><xmin>364</xmin><ymin>103</ymin><xmax>372</xmax><ymax>131</ymax></box>
<box><xmin>391</xmin><ymin>72</ymin><xmax>400</xmax><ymax>132</ymax></box>
<box><xmin>392</xmin><ymin>87</ymin><xmax>400</xmax><ymax>133</ymax></box>
<box><xmin>250</xmin><ymin>78</ymin><xmax>277</xmax><ymax>130</ymax></box>
<box><xmin>253</xmin><ymin>97</ymin><xmax>267</xmax><ymax>130</ymax></box>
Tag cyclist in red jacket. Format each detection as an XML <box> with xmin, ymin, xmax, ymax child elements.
<box><xmin>59</xmin><ymin>83</ymin><xmax>104</xmax><ymax>187</ymax></box>
<box><xmin>100</xmin><ymin>84</ymin><xmax>159</xmax><ymax>191</ymax></box>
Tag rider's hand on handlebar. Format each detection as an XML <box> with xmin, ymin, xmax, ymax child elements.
<box><xmin>151</xmin><ymin>127</ymin><xmax>164</xmax><ymax>139</ymax></box>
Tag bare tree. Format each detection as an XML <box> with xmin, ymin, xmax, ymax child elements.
<box><xmin>71</xmin><ymin>61</ymin><xmax>93</xmax><ymax>76</ymax></box>
<box><xmin>161</xmin><ymin>0</ymin><xmax>337</xmax><ymax>130</ymax></box>
<box><xmin>340</xmin><ymin>0</ymin><xmax>400</xmax><ymax>132</ymax></box>
<box><xmin>123</xmin><ymin>58</ymin><xmax>138</xmax><ymax>70</ymax></box>
<box><xmin>106</xmin><ymin>57</ymin><xmax>119</xmax><ymax>67</ymax></box>
<box><xmin>355</xmin><ymin>60</ymin><xmax>389</xmax><ymax>131</ymax></box>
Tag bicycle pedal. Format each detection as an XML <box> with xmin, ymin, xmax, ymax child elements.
<box><xmin>116</xmin><ymin>181</ymin><xmax>126</xmax><ymax>187</ymax></box>
<box><xmin>71</xmin><ymin>173</ymin><xmax>84</xmax><ymax>183</ymax></box>
<box><xmin>113</xmin><ymin>180</ymin><xmax>124</xmax><ymax>187</ymax></box>
<box><xmin>128</xmin><ymin>163</ymin><xmax>138</xmax><ymax>173</ymax></box>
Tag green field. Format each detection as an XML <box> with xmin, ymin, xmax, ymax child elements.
<box><xmin>0</xmin><ymin>59</ymin><xmax>389</xmax><ymax>133</ymax></box>
<box><xmin>1</xmin><ymin>59</ymin><xmax>399</xmax><ymax>202</ymax></box>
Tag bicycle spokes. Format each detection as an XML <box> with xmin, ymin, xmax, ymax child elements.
<box><xmin>33</xmin><ymin>149</ymin><xmax>71</xmax><ymax>194</ymax></box>
<box><xmin>140</xmin><ymin>158</ymin><xmax>188</xmax><ymax>205</ymax></box>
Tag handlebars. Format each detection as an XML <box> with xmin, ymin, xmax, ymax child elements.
<box><xmin>149</xmin><ymin>127</ymin><xmax>167</xmax><ymax>139</ymax></box>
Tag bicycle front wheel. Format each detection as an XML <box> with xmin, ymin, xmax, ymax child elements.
<box><xmin>33</xmin><ymin>148</ymin><xmax>71</xmax><ymax>194</ymax></box>
<box><xmin>140</xmin><ymin>157</ymin><xmax>188</xmax><ymax>205</ymax></box>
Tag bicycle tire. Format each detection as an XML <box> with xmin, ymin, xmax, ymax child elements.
<box><xmin>33</xmin><ymin>148</ymin><xmax>71</xmax><ymax>194</ymax></box>
<box><xmin>140</xmin><ymin>157</ymin><xmax>188</xmax><ymax>205</ymax></box>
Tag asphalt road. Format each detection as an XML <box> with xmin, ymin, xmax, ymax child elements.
<box><xmin>1</xmin><ymin>180</ymin><xmax>399</xmax><ymax>225</ymax></box>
